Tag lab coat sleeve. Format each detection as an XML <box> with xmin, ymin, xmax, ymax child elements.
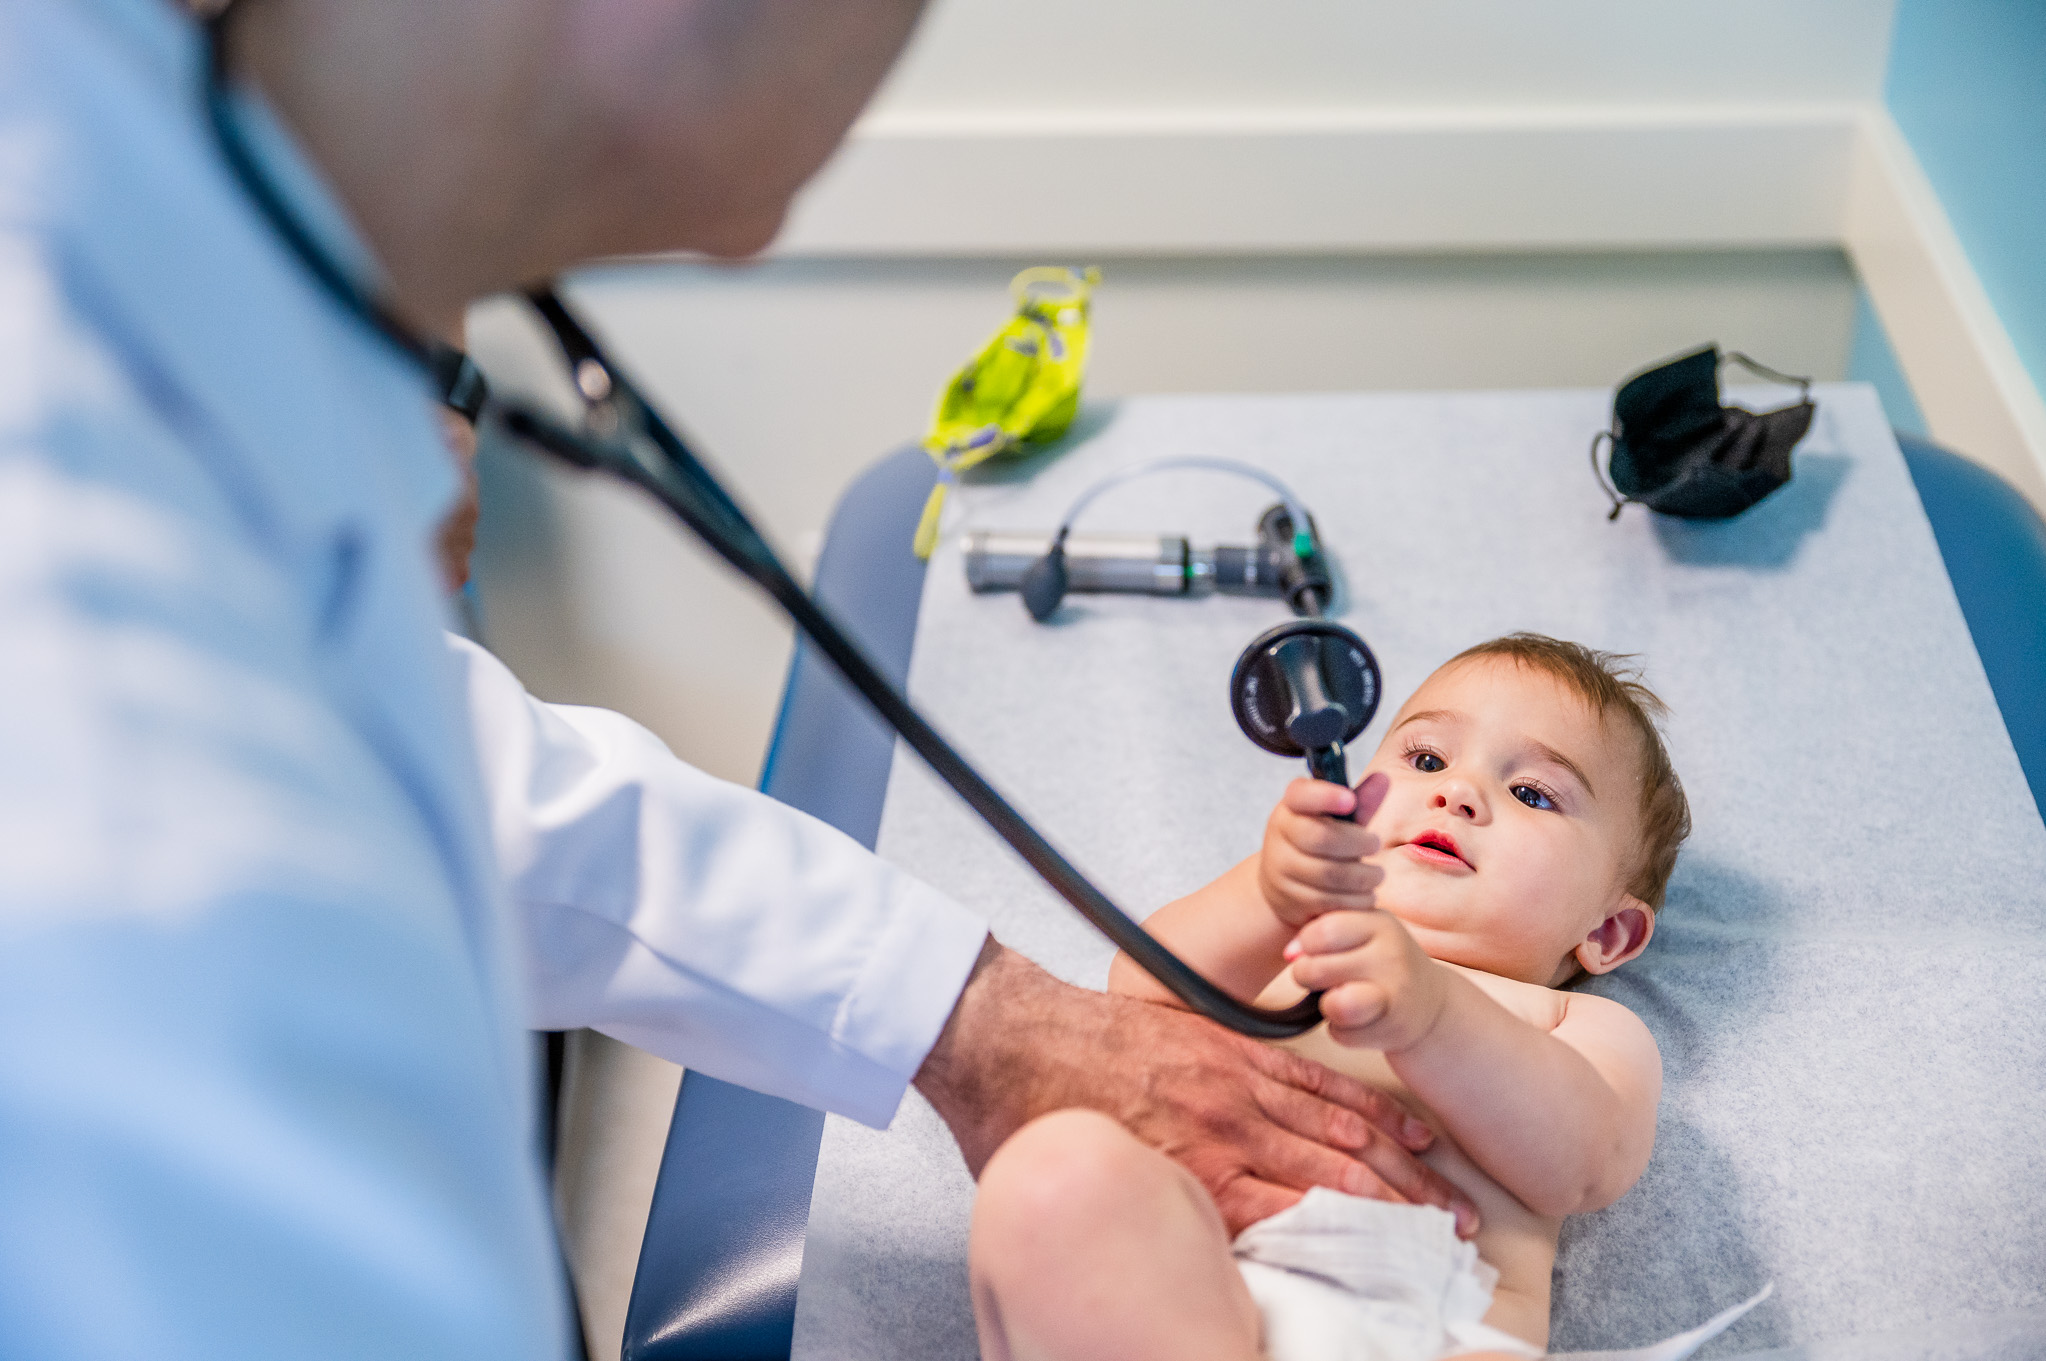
<box><xmin>452</xmin><ymin>634</ymin><xmax>988</xmax><ymax>1128</ymax></box>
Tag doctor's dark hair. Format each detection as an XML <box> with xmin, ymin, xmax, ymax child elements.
<box><xmin>1447</xmin><ymin>633</ymin><xmax>1691</xmax><ymax>911</ymax></box>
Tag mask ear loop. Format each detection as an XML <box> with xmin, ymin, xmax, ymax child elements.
<box><xmin>1723</xmin><ymin>352</ymin><xmax>1814</xmax><ymax>407</ymax></box>
<box><xmin>1589</xmin><ymin>429</ymin><xmax>1627</xmax><ymax>520</ymax></box>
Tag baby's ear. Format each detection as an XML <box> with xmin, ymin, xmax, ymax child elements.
<box><xmin>1575</xmin><ymin>896</ymin><xmax>1654</xmax><ymax>976</ymax></box>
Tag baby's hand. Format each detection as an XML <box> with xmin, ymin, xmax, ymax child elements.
<box><xmin>1257</xmin><ymin>773</ymin><xmax>1388</xmax><ymax>931</ymax></box>
<box><xmin>1284</xmin><ymin>910</ymin><xmax>1448</xmax><ymax>1053</ymax></box>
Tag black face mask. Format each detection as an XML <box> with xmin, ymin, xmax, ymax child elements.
<box><xmin>1592</xmin><ymin>345</ymin><xmax>1815</xmax><ymax>520</ymax></box>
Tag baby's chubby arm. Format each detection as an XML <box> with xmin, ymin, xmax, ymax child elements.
<box><xmin>1106</xmin><ymin>775</ymin><xmax>1479</xmax><ymax>1229</ymax></box>
<box><xmin>1107</xmin><ymin>776</ymin><xmax>1389</xmax><ymax>1006</ymax></box>
<box><xmin>1287</xmin><ymin>912</ymin><xmax>1661</xmax><ymax>1217</ymax></box>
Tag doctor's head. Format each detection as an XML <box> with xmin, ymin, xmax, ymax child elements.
<box><xmin>221</xmin><ymin>0</ymin><xmax>930</xmax><ymax>327</ymax></box>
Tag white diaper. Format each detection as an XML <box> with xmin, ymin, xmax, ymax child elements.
<box><xmin>1233</xmin><ymin>1190</ymin><xmax>1774</xmax><ymax>1361</ymax></box>
<box><xmin>1233</xmin><ymin>1189</ymin><xmax>1540</xmax><ymax>1361</ymax></box>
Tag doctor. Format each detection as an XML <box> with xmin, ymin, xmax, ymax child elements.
<box><xmin>0</xmin><ymin>1</ymin><xmax>1471</xmax><ymax>1356</ymax></box>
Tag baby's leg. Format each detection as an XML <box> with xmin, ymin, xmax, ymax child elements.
<box><xmin>969</xmin><ymin>1109</ymin><xmax>1262</xmax><ymax>1361</ymax></box>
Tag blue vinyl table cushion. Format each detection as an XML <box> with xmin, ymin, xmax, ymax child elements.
<box><xmin>1896</xmin><ymin>435</ymin><xmax>2046</xmax><ymax>814</ymax></box>
<box><xmin>622</xmin><ymin>447</ymin><xmax>936</xmax><ymax>1361</ymax></box>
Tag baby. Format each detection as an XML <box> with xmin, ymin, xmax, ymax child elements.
<box><xmin>968</xmin><ymin>633</ymin><xmax>1690</xmax><ymax>1361</ymax></box>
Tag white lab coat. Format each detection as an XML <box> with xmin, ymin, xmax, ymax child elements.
<box><xmin>0</xmin><ymin>2</ymin><xmax>985</xmax><ymax>1357</ymax></box>
<box><xmin>456</xmin><ymin>634</ymin><xmax>985</xmax><ymax>1122</ymax></box>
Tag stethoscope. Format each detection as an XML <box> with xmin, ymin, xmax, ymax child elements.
<box><xmin>200</xmin><ymin>6</ymin><xmax>1367</xmax><ymax>1039</ymax></box>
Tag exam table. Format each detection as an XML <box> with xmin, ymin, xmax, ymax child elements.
<box><xmin>620</xmin><ymin>393</ymin><xmax>2046</xmax><ymax>1361</ymax></box>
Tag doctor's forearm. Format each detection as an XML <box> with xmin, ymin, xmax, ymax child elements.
<box><xmin>915</xmin><ymin>939</ymin><xmax>1089</xmax><ymax>1174</ymax></box>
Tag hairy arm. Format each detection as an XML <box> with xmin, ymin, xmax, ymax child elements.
<box><xmin>921</xmin><ymin>941</ymin><xmax>1474</xmax><ymax>1235</ymax></box>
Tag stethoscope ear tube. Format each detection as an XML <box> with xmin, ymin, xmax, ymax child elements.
<box><xmin>199</xmin><ymin>5</ymin><xmax>1322</xmax><ymax>1038</ymax></box>
<box><xmin>510</xmin><ymin>291</ymin><xmax>1326</xmax><ymax>1039</ymax></box>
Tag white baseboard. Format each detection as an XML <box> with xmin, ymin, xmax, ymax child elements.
<box><xmin>782</xmin><ymin>105</ymin><xmax>1858</xmax><ymax>256</ymax></box>
<box><xmin>777</xmin><ymin>103</ymin><xmax>2046</xmax><ymax>510</ymax></box>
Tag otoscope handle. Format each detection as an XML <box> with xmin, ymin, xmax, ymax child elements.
<box><xmin>510</xmin><ymin>290</ymin><xmax>1325</xmax><ymax>1041</ymax></box>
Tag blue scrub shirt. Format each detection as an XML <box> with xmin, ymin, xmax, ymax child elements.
<box><xmin>0</xmin><ymin>2</ymin><xmax>568</xmax><ymax>1354</ymax></box>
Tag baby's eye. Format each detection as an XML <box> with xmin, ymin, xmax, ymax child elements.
<box><xmin>1411</xmin><ymin>752</ymin><xmax>1446</xmax><ymax>773</ymax></box>
<box><xmin>1512</xmin><ymin>784</ymin><xmax>1555</xmax><ymax>811</ymax></box>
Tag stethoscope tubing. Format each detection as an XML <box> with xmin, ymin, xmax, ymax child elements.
<box><xmin>506</xmin><ymin>296</ymin><xmax>1326</xmax><ymax>1040</ymax></box>
<box><xmin>201</xmin><ymin>12</ymin><xmax>1323</xmax><ymax>1038</ymax></box>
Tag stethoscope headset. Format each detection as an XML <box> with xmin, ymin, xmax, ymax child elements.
<box><xmin>200</xmin><ymin>4</ymin><xmax>1380</xmax><ymax>1039</ymax></box>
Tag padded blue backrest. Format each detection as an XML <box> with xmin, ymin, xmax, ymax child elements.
<box><xmin>1898</xmin><ymin>435</ymin><xmax>2046</xmax><ymax>815</ymax></box>
<box><xmin>621</xmin><ymin>448</ymin><xmax>937</xmax><ymax>1361</ymax></box>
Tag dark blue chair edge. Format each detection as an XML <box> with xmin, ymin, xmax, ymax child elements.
<box><xmin>1896</xmin><ymin>434</ymin><xmax>2046</xmax><ymax>819</ymax></box>
<box><xmin>622</xmin><ymin>447</ymin><xmax>937</xmax><ymax>1361</ymax></box>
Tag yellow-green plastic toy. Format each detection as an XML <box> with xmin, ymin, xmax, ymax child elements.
<box><xmin>913</xmin><ymin>265</ymin><xmax>1101</xmax><ymax>559</ymax></box>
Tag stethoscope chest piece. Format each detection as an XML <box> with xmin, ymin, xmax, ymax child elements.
<box><xmin>1231</xmin><ymin>619</ymin><xmax>1381</xmax><ymax>786</ymax></box>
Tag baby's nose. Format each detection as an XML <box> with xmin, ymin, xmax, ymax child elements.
<box><xmin>1431</xmin><ymin>789</ymin><xmax>1479</xmax><ymax>820</ymax></box>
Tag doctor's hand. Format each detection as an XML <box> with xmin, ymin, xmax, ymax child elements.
<box><xmin>916</xmin><ymin>940</ymin><xmax>1479</xmax><ymax>1238</ymax></box>
<box><xmin>1259</xmin><ymin>773</ymin><xmax>1389</xmax><ymax>931</ymax></box>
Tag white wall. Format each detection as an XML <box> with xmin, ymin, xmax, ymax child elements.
<box><xmin>767</xmin><ymin>1</ymin><xmax>1900</xmax><ymax>259</ymax></box>
<box><xmin>867</xmin><ymin>0</ymin><xmax>1894</xmax><ymax>113</ymax></box>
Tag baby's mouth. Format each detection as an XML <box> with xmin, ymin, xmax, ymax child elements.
<box><xmin>1402</xmin><ymin>830</ymin><xmax>1473</xmax><ymax>871</ymax></box>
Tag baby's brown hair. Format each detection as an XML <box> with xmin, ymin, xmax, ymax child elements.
<box><xmin>1447</xmin><ymin>633</ymin><xmax>1691</xmax><ymax>910</ymax></box>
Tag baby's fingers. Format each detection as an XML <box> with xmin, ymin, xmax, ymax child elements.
<box><xmin>1321</xmin><ymin>981</ymin><xmax>1393</xmax><ymax>1041</ymax></box>
<box><xmin>1279</xmin><ymin>777</ymin><xmax>1357</xmax><ymax>819</ymax></box>
<box><xmin>1278</xmin><ymin>772</ymin><xmax>1391</xmax><ymax>828</ymax></box>
<box><xmin>1285</xmin><ymin>910</ymin><xmax>1383</xmax><ymax>959</ymax></box>
<box><xmin>1280</xmin><ymin>822</ymin><xmax>1382</xmax><ymax>868</ymax></box>
<box><xmin>1278</xmin><ymin>858</ymin><xmax>1383</xmax><ymax>899</ymax></box>
<box><xmin>1287</xmin><ymin>947</ymin><xmax>1378</xmax><ymax>995</ymax></box>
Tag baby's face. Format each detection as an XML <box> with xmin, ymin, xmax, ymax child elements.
<box><xmin>1357</xmin><ymin>656</ymin><xmax>1649</xmax><ymax>986</ymax></box>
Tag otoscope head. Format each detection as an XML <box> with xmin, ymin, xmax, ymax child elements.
<box><xmin>1258</xmin><ymin>504</ymin><xmax>1334</xmax><ymax>617</ymax></box>
<box><xmin>1230</xmin><ymin>619</ymin><xmax>1382</xmax><ymax>791</ymax></box>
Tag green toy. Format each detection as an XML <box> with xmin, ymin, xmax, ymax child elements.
<box><xmin>914</xmin><ymin>265</ymin><xmax>1101</xmax><ymax>559</ymax></box>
